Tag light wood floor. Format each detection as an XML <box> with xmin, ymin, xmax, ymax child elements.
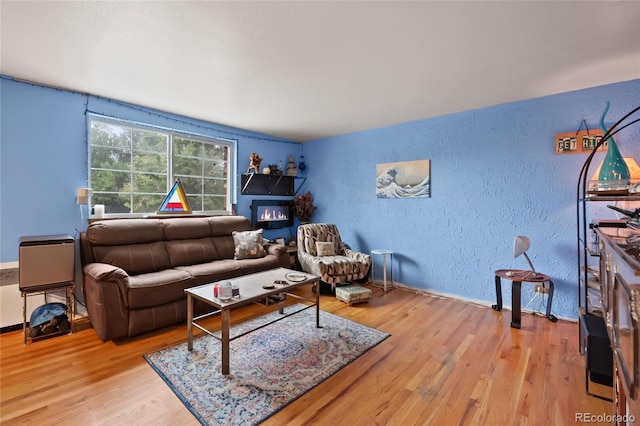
<box><xmin>1</xmin><ymin>285</ymin><xmax>612</xmax><ymax>425</ymax></box>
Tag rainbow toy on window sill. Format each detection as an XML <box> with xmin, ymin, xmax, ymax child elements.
<box><xmin>157</xmin><ymin>179</ymin><xmax>192</xmax><ymax>214</ymax></box>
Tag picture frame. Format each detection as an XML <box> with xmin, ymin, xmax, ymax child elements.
<box><xmin>376</xmin><ymin>159</ymin><xmax>431</xmax><ymax>199</ymax></box>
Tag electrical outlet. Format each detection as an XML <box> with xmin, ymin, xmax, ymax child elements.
<box><xmin>534</xmin><ymin>283</ymin><xmax>549</xmax><ymax>294</ymax></box>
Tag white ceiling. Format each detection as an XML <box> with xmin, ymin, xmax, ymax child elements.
<box><xmin>1</xmin><ymin>1</ymin><xmax>639</xmax><ymax>142</ymax></box>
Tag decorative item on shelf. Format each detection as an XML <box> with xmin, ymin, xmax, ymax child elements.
<box><xmin>267</xmin><ymin>163</ymin><xmax>282</xmax><ymax>176</ymax></box>
<box><xmin>247</xmin><ymin>152</ymin><xmax>263</xmax><ymax>174</ymax></box>
<box><xmin>157</xmin><ymin>179</ymin><xmax>192</xmax><ymax>215</ymax></box>
<box><xmin>293</xmin><ymin>191</ymin><xmax>316</xmax><ymax>224</ymax></box>
<box><xmin>262</xmin><ymin>166</ymin><xmax>271</xmax><ymax>175</ymax></box>
<box><xmin>590</xmin><ymin>157</ymin><xmax>640</xmax><ymax>193</ymax></box>
<box><xmin>298</xmin><ymin>155</ymin><xmax>306</xmax><ymax>171</ymax></box>
<box><xmin>590</xmin><ymin>102</ymin><xmax>630</xmax><ymax>193</ymax></box>
<box><xmin>93</xmin><ymin>204</ymin><xmax>105</xmax><ymax>218</ymax></box>
<box><xmin>286</xmin><ymin>155</ymin><xmax>298</xmax><ymax>177</ymax></box>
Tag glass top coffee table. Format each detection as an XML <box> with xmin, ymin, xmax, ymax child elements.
<box><xmin>185</xmin><ymin>267</ymin><xmax>321</xmax><ymax>375</ymax></box>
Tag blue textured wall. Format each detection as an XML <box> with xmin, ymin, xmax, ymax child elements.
<box><xmin>301</xmin><ymin>79</ymin><xmax>640</xmax><ymax>320</ymax></box>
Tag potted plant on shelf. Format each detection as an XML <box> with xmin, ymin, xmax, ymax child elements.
<box><xmin>293</xmin><ymin>191</ymin><xmax>317</xmax><ymax>224</ymax></box>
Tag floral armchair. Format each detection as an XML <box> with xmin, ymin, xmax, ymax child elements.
<box><xmin>297</xmin><ymin>223</ymin><xmax>371</xmax><ymax>290</ymax></box>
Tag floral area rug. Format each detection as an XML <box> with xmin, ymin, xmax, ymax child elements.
<box><xmin>144</xmin><ymin>304</ymin><xmax>390</xmax><ymax>425</ymax></box>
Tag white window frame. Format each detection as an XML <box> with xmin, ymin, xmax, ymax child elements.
<box><xmin>87</xmin><ymin>114</ymin><xmax>237</xmax><ymax>217</ymax></box>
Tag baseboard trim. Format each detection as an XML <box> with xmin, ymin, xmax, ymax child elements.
<box><xmin>0</xmin><ymin>323</ymin><xmax>24</xmax><ymax>334</ymax></box>
<box><xmin>387</xmin><ymin>281</ymin><xmax>577</xmax><ymax>323</ymax></box>
<box><xmin>1</xmin><ymin>316</ymin><xmax>92</xmax><ymax>334</ymax></box>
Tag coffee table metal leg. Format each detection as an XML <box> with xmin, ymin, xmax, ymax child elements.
<box><xmin>221</xmin><ymin>308</ymin><xmax>230</xmax><ymax>375</ymax></box>
<box><xmin>278</xmin><ymin>293</ymin><xmax>285</xmax><ymax>314</ymax></box>
<box><xmin>511</xmin><ymin>280</ymin><xmax>522</xmax><ymax>329</ymax></box>
<box><xmin>187</xmin><ymin>294</ymin><xmax>193</xmax><ymax>351</ymax></box>
<box><xmin>546</xmin><ymin>280</ymin><xmax>558</xmax><ymax>322</ymax></box>
<box><xmin>492</xmin><ymin>276</ymin><xmax>503</xmax><ymax>311</ymax></box>
<box><xmin>315</xmin><ymin>279</ymin><xmax>321</xmax><ymax>328</ymax></box>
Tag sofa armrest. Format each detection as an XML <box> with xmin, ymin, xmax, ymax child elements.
<box><xmin>297</xmin><ymin>250</ymin><xmax>327</xmax><ymax>275</ymax></box>
<box><xmin>83</xmin><ymin>263</ymin><xmax>131</xmax><ymax>341</ymax></box>
<box><xmin>84</xmin><ymin>262</ymin><xmax>128</xmax><ymax>281</ymax></box>
<box><xmin>265</xmin><ymin>243</ymin><xmax>290</xmax><ymax>267</ymax></box>
<box><xmin>344</xmin><ymin>248</ymin><xmax>372</xmax><ymax>266</ymax></box>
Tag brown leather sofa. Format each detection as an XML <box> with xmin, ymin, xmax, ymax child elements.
<box><xmin>80</xmin><ymin>215</ymin><xmax>289</xmax><ymax>341</ymax></box>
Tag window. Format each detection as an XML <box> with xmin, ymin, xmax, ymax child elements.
<box><xmin>88</xmin><ymin>115</ymin><xmax>235</xmax><ymax>215</ymax></box>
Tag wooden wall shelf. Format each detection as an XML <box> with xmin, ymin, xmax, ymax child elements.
<box><xmin>240</xmin><ymin>174</ymin><xmax>306</xmax><ymax>196</ymax></box>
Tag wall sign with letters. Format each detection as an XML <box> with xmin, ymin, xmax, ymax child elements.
<box><xmin>554</xmin><ymin>130</ymin><xmax>607</xmax><ymax>155</ymax></box>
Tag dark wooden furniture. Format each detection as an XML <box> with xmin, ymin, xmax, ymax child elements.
<box><xmin>286</xmin><ymin>245</ymin><xmax>300</xmax><ymax>270</ymax></box>
<box><xmin>595</xmin><ymin>227</ymin><xmax>640</xmax><ymax>419</ymax></box>
<box><xmin>492</xmin><ymin>269</ymin><xmax>557</xmax><ymax>329</ymax></box>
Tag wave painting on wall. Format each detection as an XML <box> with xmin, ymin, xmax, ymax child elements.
<box><xmin>376</xmin><ymin>159</ymin><xmax>431</xmax><ymax>199</ymax></box>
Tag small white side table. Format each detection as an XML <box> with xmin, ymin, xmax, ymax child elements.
<box><xmin>371</xmin><ymin>249</ymin><xmax>394</xmax><ymax>292</ymax></box>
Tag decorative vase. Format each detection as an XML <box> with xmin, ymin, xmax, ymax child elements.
<box><xmin>598</xmin><ymin>101</ymin><xmax>629</xmax><ymax>185</ymax></box>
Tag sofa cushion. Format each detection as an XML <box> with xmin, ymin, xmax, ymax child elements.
<box><xmin>208</xmin><ymin>215</ymin><xmax>252</xmax><ymax>236</ymax></box>
<box><xmin>232</xmin><ymin>229</ymin><xmax>266</xmax><ymax>259</ymax></box>
<box><xmin>92</xmin><ymin>241</ymin><xmax>171</xmax><ymax>275</ymax></box>
<box><xmin>212</xmin><ymin>236</ymin><xmax>236</xmax><ymax>259</ymax></box>
<box><xmin>166</xmin><ymin>238</ymin><xmax>217</xmax><ymax>267</ymax></box>
<box><xmin>127</xmin><ymin>269</ymin><xmax>194</xmax><ymax>309</ymax></box>
<box><xmin>237</xmin><ymin>255</ymin><xmax>282</xmax><ymax>275</ymax></box>
<box><xmin>87</xmin><ymin>219</ymin><xmax>164</xmax><ymax>245</ymax></box>
<box><xmin>175</xmin><ymin>260</ymin><xmax>242</xmax><ymax>286</ymax></box>
<box><xmin>128</xmin><ymin>301</ymin><xmax>187</xmax><ymax>338</ymax></box>
<box><xmin>162</xmin><ymin>217</ymin><xmax>212</xmax><ymax>239</ymax></box>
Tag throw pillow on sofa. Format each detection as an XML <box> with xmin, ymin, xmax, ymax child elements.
<box><xmin>233</xmin><ymin>229</ymin><xmax>267</xmax><ymax>259</ymax></box>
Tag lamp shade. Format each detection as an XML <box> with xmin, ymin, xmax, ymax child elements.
<box><xmin>76</xmin><ymin>187</ymin><xmax>92</xmax><ymax>205</ymax></box>
<box><xmin>513</xmin><ymin>236</ymin><xmax>530</xmax><ymax>258</ymax></box>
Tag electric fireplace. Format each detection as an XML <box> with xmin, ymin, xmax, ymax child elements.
<box><xmin>250</xmin><ymin>200</ymin><xmax>294</xmax><ymax>230</ymax></box>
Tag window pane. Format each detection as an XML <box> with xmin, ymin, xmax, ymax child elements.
<box><xmin>186</xmin><ymin>195</ymin><xmax>202</xmax><ymax>211</ymax></box>
<box><xmin>91</xmin><ymin>146</ymin><xmax>131</xmax><ymax>171</ymax></box>
<box><xmin>179</xmin><ymin>176</ymin><xmax>202</xmax><ymax>194</ymax></box>
<box><xmin>132</xmin><ymin>194</ymin><xmax>165</xmax><ymax>214</ymax></box>
<box><xmin>91</xmin><ymin>193</ymin><xmax>131</xmax><ymax>214</ymax></box>
<box><xmin>174</xmin><ymin>138</ymin><xmax>202</xmax><ymax>156</ymax></box>
<box><xmin>204</xmin><ymin>144</ymin><xmax>228</xmax><ymax>160</ymax></box>
<box><xmin>133</xmin><ymin>130</ymin><xmax>167</xmax><ymax>153</ymax></box>
<box><xmin>204</xmin><ymin>177</ymin><xmax>226</xmax><ymax>195</ymax></box>
<box><xmin>204</xmin><ymin>160</ymin><xmax>227</xmax><ymax>178</ymax></box>
<box><xmin>204</xmin><ymin>196</ymin><xmax>226</xmax><ymax>211</ymax></box>
<box><xmin>133</xmin><ymin>152</ymin><xmax>167</xmax><ymax>174</ymax></box>
<box><xmin>90</xmin><ymin>122</ymin><xmax>131</xmax><ymax>149</ymax></box>
<box><xmin>132</xmin><ymin>172</ymin><xmax>166</xmax><ymax>193</ymax></box>
<box><xmin>173</xmin><ymin>156</ymin><xmax>203</xmax><ymax>176</ymax></box>
<box><xmin>91</xmin><ymin>170</ymin><xmax>131</xmax><ymax>192</ymax></box>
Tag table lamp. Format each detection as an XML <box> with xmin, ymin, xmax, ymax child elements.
<box><xmin>513</xmin><ymin>236</ymin><xmax>539</xmax><ymax>278</ymax></box>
